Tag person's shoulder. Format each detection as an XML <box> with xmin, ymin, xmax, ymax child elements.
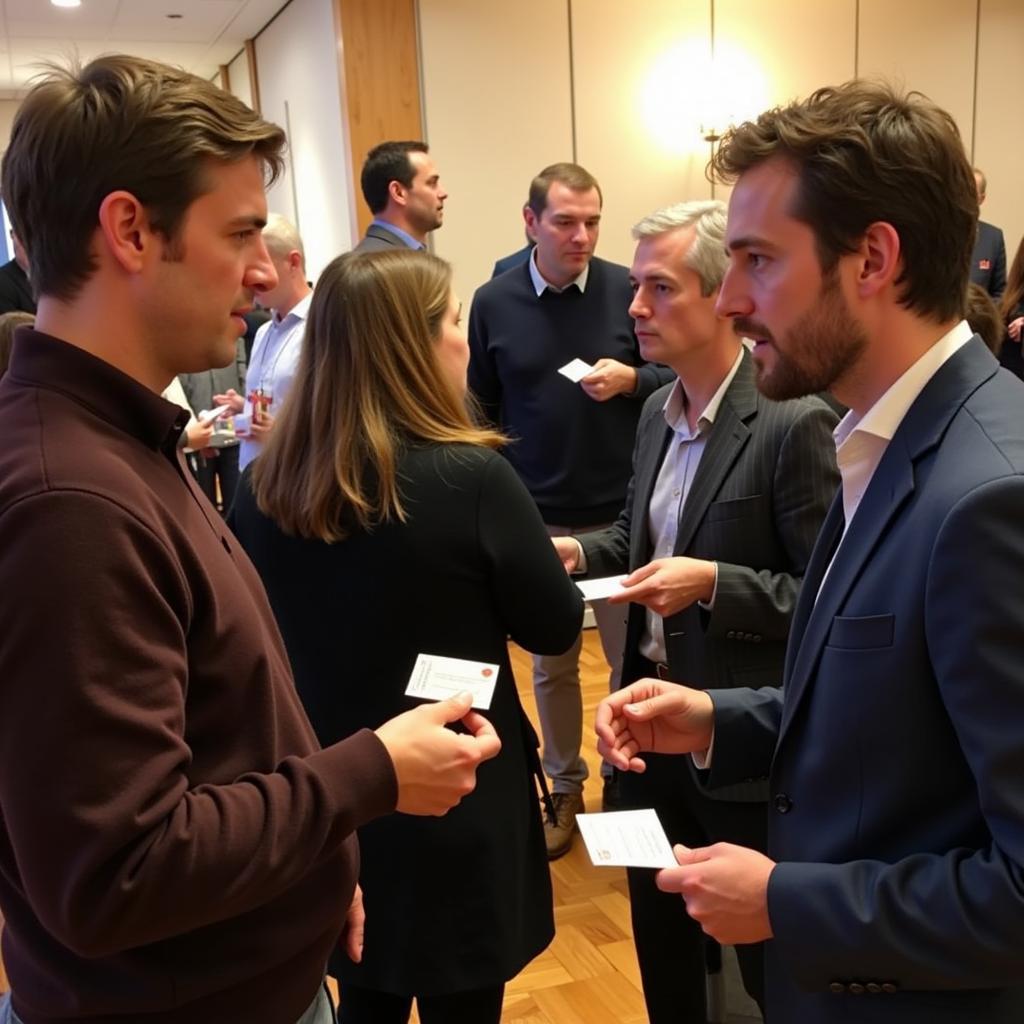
<box><xmin>476</xmin><ymin>262</ymin><xmax>529</xmax><ymax>298</ymax></box>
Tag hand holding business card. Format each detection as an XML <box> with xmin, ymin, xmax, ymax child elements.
<box><xmin>405</xmin><ymin>653</ymin><xmax>499</xmax><ymax>710</ymax></box>
<box><xmin>575</xmin><ymin>575</ymin><xmax>629</xmax><ymax>603</ymax></box>
<box><xmin>577</xmin><ymin>809</ymin><xmax>677</xmax><ymax>869</ymax></box>
<box><xmin>558</xmin><ymin>358</ymin><xmax>596</xmax><ymax>384</ymax></box>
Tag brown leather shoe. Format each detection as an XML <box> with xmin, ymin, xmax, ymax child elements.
<box><xmin>544</xmin><ymin>791</ymin><xmax>585</xmax><ymax>860</ymax></box>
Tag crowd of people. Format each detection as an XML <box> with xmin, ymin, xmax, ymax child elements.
<box><xmin>1</xmin><ymin>51</ymin><xmax>1023</xmax><ymax>1024</ymax></box>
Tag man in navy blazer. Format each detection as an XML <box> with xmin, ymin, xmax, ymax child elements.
<box><xmin>969</xmin><ymin>168</ymin><xmax>1006</xmax><ymax>299</ymax></box>
<box><xmin>353</xmin><ymin>140</ymin><xmax>447</xmax><ymax>253</ymax></box>
<box><xmin>597</xmin><ymin>81</ymin><xmax>1024</xmax><ymax>1023</ymax></box>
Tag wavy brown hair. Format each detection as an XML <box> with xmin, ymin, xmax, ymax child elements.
<box><xmin>711</xmin><ymin>80</ymin><xmax>977</xmax><ymax>324</ymax></box>
<box><xmin>252</xmin><ymin>249</ymin><xmax>503</xmax><ymax>541</ymax></box>
<box><xmin>1001</xmin><ymin>236</ymin><xmax>1024</xmax><ymax>325</ymax></box>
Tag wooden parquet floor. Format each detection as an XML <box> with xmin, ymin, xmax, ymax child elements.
<box><xmin>0</xmin><ymin>631</ymin><xmax>759</xmax><ymax>1023</ymax></box>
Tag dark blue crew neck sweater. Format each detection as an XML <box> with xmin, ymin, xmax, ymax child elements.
<box><xmin>468</xmin><ymin>256</ymin><xmax>673</xmax><ymax>527</ymax></box>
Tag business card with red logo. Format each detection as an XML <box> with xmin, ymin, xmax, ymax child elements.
<box><xmin>405</xmin><ymin>653</ymin><xmax>499</xmax><ymax>710</ymax></box>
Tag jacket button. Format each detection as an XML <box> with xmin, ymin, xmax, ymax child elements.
<box><xmin>866</xmin><ymin>983</ymin><xmax>881</xmax><ymax>994</ymax></box>
<box><xmin>881</xmin><ymin>982</ymin><xmax>898</xmax><ymax>994</ymax></box>
<box><xmin>849</xmin><ymin>982</ymin><xmax>866</xmax><ymax>995</ymax></box>
<box><xmin>828</xmin><ymin>982</ymin><xmax>846</xmax><ymax>994</ymax></box>
<box><xmin>773</xmin><ymin>793</ymin><xmax>792</xmax><ymax>814</ymax></box>
<box><xmin>726</xmin><ymin>630</ymin><xmax>736</xmax><ymax>639</ymax></box>
<box><xmin>753</xmin><ymin>634</ymin><xmax>763</xmax><ymax>643</ymax></box>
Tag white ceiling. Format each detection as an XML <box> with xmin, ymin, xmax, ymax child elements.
<box><xmin>0</xmin><ymin>0</ymin><xmax>289</xmax><ymax>97</ymax></box>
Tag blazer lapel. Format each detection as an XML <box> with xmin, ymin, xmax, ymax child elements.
<box><xmin>777</xmin><ymin>336</ymin><xmax>1000</xmax><ymax>746</ymax></box>
<box><xmin>631</xmin><ymin>417</ymin><xmax>673</xmax><ymax>565</ymax></box>
<box><xmin>778</xmin><ymin>442</ymin><xmax>914</xmax><ymax>744</ymax></box>
<box><xmin>673</xmin><ymin>354</ymin><xmax>757</xmax><ymax>555</ymax></box>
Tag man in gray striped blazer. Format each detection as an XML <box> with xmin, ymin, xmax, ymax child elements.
<box><xmin>554</xmin><ymin>200</ymin><xmax>839</xmax><ymax>1024</ymax></box>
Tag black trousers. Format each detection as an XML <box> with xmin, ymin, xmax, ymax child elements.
<box><xmin>621</xmin><ymin>751</ymin><xmax>767</xmax><ymax>1024</ymax></box>
<box><xmin>336</xmin><ymin>983</ymin><xmax>504</xmax><ymax>1024</ymax></box>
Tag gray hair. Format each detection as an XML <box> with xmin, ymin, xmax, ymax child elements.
<box><xmin>632</xmin><ymin>200</ymin><xmax>727</xmax><ymax>296</ymax></box>
<box><xmin>262</xmin><ymin>213</ymin><xmax>305</xmax><ymax>267</ymax></box>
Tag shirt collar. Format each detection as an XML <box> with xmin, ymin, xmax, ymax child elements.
<box><xmin>271</xmin><ymin>290</ymin><xmax>312</xmax><ymax>328</ymax></box>
<box><xmin>370</xmin><ymin>217</ymin><xmax>425</xmax><ymax>251</ymax></box>
<box><xmin>833</xmin><ymin>319</ymin><xmax>974</xmax><ymax>449</ymax></box>
<box><xmin>528</xmin><ymin>246</ymin><xmax>590</xmax><ymax>297</ymax></box>
<box><xmin>662</xmin><ymin>347</ymin><xmax>745</xmax><ymax>436</ymax></box>
<box><xmin>6</xmin><ymin>329</ymin><xmax>188</xmax><ymax>451</ymax></box>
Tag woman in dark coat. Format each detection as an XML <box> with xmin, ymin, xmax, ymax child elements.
<box><xmin>230</xmin><ymin>249</ymin><xmax>583</xmax><ymax>1024</ymax></box>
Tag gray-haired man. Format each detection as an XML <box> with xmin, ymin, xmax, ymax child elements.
<box><xmin>555</xmin><ymin>200</ymin><xmax>838</xmax><ymax>1023</ymax></box>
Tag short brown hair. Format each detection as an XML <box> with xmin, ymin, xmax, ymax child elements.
<box><xmin>527</xmin><ymin>162</ymin><xmax>602</xmax><ymax>218</ymax></box>
<box><xmin>712</xmin><ymin>81</ymin><xmax>977</xmax><ymax>323</ymax></box>
<box><xmin>2</xmin><ymin>54</ymin><xmax>286</xmax><ymax>301</ymax></box>
<box><xmin>253</xmin><ymin>250</ymin><xmax>504</xmax><ymax>542</ymax></box>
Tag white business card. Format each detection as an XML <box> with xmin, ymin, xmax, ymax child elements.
<box><xmin>197</xmin><ymin>406</ymin><xmax>229</xmax><ymax>426</ymax></box>
<box><xmin>558</xmin><ymin>358</ymin><xmax>595</xmax><ymax>383</ymax></box>
<box><xmin>576</xmin><ymin>575</ymin><xmax>628</xmax><ymax>603</ymax></box>
<box><xmin>405</xmin><ymin>653</ymin><xmax>499</xmax><ymax>710</ymax></box>
<box><xmin>577</xmin><ymin>809</ymin><xmax>678</xmax><ymax>869</ymax></box>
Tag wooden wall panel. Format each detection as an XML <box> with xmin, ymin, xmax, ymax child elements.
<box><xmin>336</xmin><ymin>0</ymin><xmax>423</xmax><ymax>240</ymax></box>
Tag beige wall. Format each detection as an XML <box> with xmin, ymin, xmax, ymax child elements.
<box><xmin>419</xmin><ymin>0</ymin><xmax>574</xmax><ymax>307</ymax></box>
<box><xmin>419</xmin><ymin>0</ymin><xmax>1024</xmax><ymax>304</ymax></box>
<box><xmin>976</xmin><ymin>0</ymin><xmax>1024</xmax><ymax>270</ymax></box>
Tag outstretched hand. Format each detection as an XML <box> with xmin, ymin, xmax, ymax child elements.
<box><xmin>595</xmin><ymin>678</ymin><xmax>714</xmax><ymax>773</ymax></box>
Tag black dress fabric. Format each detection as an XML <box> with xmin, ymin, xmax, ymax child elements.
<box><xmin>230</xmin><ymin>443</ymin><xmax>584</xmax><ymax>995</ymax></box>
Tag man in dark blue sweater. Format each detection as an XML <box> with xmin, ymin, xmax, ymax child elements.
<box><xmin>468</xmin><ymin>162</ymin><xmax>673</xmax><ymax>858</ymax></box>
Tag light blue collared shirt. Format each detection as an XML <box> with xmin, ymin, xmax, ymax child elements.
<box><xmin>370</xmin><ymin>217</ymin><xmax>425</xmax><ymax>251</ymax></box>
<box><xmin>239</xmin><ymin>292</ymin><xmax>312</xmax><ymax>471</ymax></box>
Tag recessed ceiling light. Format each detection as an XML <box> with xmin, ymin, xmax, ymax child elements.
<box><xmin>166</xmin><ymin>12</ymin><xmax>183</xmax><ymax>17</ymax></box>
<box><xmin>51</xmin><ymin>0</ymin><xmax>82</xmax><ymax>8</ymax></box>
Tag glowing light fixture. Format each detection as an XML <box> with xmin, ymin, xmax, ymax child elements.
<box><xmin>51</xmin><ymin>0</ymin><xmax>82</xmax><ymax>7</ymax></box>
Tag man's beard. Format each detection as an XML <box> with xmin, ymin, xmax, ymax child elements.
<box><xmin>738</xmin><ymin>273</ymin><xmax>867</xmax><ymax>402</ymax></box>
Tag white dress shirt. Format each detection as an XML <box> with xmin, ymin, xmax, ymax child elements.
<box><xmin>528</xmin><ymin>247</ymin><xmax>589</xmax><ymax>296</ymax></box>
<box><xmin>239</xmin><ymin>292</ymin><xmax>312</xmax><ymax>471</ymax></box>
<box><xmin>818</xmin><ymin>320</ymin><xmax>974</xmax><ymax>594</ymax></box>
<box><xmin>638</xmin><ymin>350</ymin><xmax>744</xmax><ymax>663</ymax></box>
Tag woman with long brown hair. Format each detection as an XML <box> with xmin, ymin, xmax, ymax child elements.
<box><xmin>230</xmin><ymin>249</ymin><xmax>583</xmax><ymax>1024</ymax></box>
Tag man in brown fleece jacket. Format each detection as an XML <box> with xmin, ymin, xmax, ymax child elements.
<box><xmin>0</xmin><ymin>56</ymin><xmax>500</xmax><ymax>1024</ymax></box>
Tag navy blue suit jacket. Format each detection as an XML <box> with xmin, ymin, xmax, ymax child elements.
<box><xmin>491</xmin><ymin>244</ymin><xmax>532</xmax><ymax>279</ymax></box>
<box><xmin>970</xmin><ymin>220</ymin><xmax>1006</xmax><ymax>298</ymax></box>
<box><xmin>712</xmin><ymin>338</ymin><xmax>1024</xmax><ymax>1022</ymax></box>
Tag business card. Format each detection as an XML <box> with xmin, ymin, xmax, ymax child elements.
<box><xmin>577</xmin><ymin>809</ymin><xmax>678</xmax><ymax>869</ymax></box>
<box><xmin>405</xmin><ymin>653</ymin><xmax>499</xmax><ymax>710</ymax></box>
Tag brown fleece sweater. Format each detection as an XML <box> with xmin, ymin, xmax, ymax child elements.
<box><xmin>0</xmin><ymin>330</ymin><xmax>397</xmax><ymax>1023</ymax></box>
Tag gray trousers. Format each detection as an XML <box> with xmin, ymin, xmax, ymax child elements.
<box><xmin>536</xmin><ymin>524</ymin><xmax>626</xmax><ymax>793</ymax></box>
<box><xmin>0</xmin><ymin>982</ymin><xmax>335</xmax><ymax>1024</ymax></box>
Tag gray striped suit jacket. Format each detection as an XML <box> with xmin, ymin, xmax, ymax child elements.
<box><xmin>579</xmin><ymin>349</ymin><xmax>839</xmax><ymax>801</ymax></box>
